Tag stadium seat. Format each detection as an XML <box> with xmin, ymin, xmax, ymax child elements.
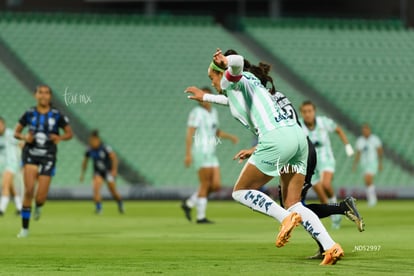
<box><xmin>243</xmin><ymin>18</ymin><xmax>413</xmax><ymax>186</ymax></box>
<box><xmin>0</xmin><ymin>13</ymin><xmax>411</xmax><ymax>187</ymax></box>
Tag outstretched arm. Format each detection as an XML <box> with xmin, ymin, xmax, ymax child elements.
<box><xmin>185</xmin><ymin>87</ymin><xmax>229</xmax><ymax>105</ymax></box>
<box><xmin>217</xmin><ymin>130</ymin><xmax>238</xmax><ymax>144</ymax></box>
<box><xmin>335</xmin><ymin>126</ymin><xmax>354</xmax><ymax>156</ymax></box>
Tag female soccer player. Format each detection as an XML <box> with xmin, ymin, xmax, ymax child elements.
<box><xmin>182</xmin><ymin>87</ymin><xmax>238</xmax><ymax>224</ymax></box>
<box><xmin>300</xmin><ymin>101</ymin><xmax>354</xmax><ymax>229</ymax></box>
<box><xmin>14</xmin><ymin>85</ymin><xmax>73</xmax><ymax>238</ymax></box>
<box><xmin>353</xmin><ymin>123</ymin><xmax>383</xmax><ymax>207</ymax></box>
<box><xmin>0</xmin><ymin>117</ymin><xmax>22</xmax><ymax>216</ymax></box>
<box><xmin>80</xmin><ymin>130</ymin><xmax>124</xmax><ymax>214</ymax></box>
<box><xmin>231</xmin><ymin>59</ymin><xmax>364</xmax><ymax>259</ymax></box>
<box><xmin>186</xmin><ymin>49</ymin><xmax>343</xmax><ymax>265</ymax></box>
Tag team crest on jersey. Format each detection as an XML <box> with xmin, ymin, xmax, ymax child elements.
<box><xmin>48</xmin><ymin>117</ymin><xmax>56</xmax><ymax>131</ymax></box>
<box><xmin>99</xmin><ymin>150</ymin><xmax>105</xmax><ymax>159</ymax></box>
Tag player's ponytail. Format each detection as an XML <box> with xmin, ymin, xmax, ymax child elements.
<box><xmin>248</xmin><ymin>62</ymin><xmax>276</xmax><ymax>95</ymax></box>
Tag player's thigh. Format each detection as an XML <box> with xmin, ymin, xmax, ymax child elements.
<box><xmin>23</xmin><ymin>164</ymin><xmax>38</xmax><ymax>190</ymax></box>
<box><xmin>36</xmin><ymin>175</ymin><xmax>52</xmax><ymax>201</ymax></box>
<box><xmin>320</xmin><ymin>170</ymin><xmax>334</xmax><ymax>188</ymax></box>
<box><xmin>1</xmin><ymin>170</ymin><xmax>14</xmax><ymax>194</ymax></box>
<box><xmin>364</xmin><ymin>173</ymin><xmax>374</xmax><ymax>185</ymax></box>
<box><xmin>93</xmin><ymin>174</ymin><xmax>104</xmax><ymax>191</ymax></box>
<box><xmin>106</xmin><ymin>177</ymin><xmax>118</xmax><ymax>192</ymax></box>
<box><xmin>234</xmin><ymin>162</ymin><xmax>273</xmax><ymax>191</ymax></box>
<box><xmin>312</xmin><ymin>183</ymin><xmax>328</xmax><ymax>204</ymax></box>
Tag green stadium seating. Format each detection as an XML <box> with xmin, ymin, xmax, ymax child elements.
<box><xmin>244</xmin><ymin>18</ymin><xmax>413</xmax><ymax>186</ymax></box>
<box><xmin>0</xmin><ymin>13</ymin><xmax>252</xmax><ymax>187</ymax></box>
<box><xmin>244</xmin><ymin>19</ymin><xmax>414</xmax><ymax>168</ymax></box>
<box><xmin>0</xmin><ymin>13</ymin><xmax>411</xmax><ymax>189</ymax></box>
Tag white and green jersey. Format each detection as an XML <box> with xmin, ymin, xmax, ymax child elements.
<box><xmin>0</xmin><ymin>128</ymin><xmax>20</xmax><ymax>171</ymax></box>
<box><xmin>187</xmin><ymin>106</ymin><xmax>219</xmax><ymax>154</ymax></box>
<box><xmin>300</xmin><ymin>116</ymin><xmax>337</xmax><ymax>163</ymax></box>
<box><xmin>222</xmin><ymin>72</ymin><xmax>296</xmax><ymax>137</ymax></box>
<box><xmin>356</xmin><ymin>134</ymin><xmax>382</xmax><ymax>165</ymax></box>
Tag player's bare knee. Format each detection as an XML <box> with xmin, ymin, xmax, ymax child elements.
<box><xmin>24</xmin><ymin>190</ymin><xmax>34</xmax><ymax>199</ymax></box>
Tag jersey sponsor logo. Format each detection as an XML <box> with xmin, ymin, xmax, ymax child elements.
<box><xmin>28</xmin><ymin>148</ymin><xmax>47</xmax><ymax>156</ymax></box>
<box><xmin>97</xmin><ymin>161</ymin><xmax>106</xmax><ymax>170</ymax></box>
<box><xmin>35</xmin><ymin>132</ymin><xmax>48</xmax><ymax>146</ymax></box>
<box><xmin>48</xmin><ymin>117</ymin><xmax>56</xmax><ymax>131</ymax></box>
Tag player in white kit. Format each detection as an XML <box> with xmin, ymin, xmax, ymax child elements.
<box><xmin>182</xmin><ymin>87</ymin><xmax>239</xmax><ymax>223</ymax></box>
<box><xmin>300</xmin><ymin>101</ymin><xmax>354</xmax><ymax>229</ymax></box>
<box><xmin>0</xmin><ymin>117</ymin><xmax>22</xmax><ymax>216</ymax></box>
<box><xmin>353</xmin><ymin>123</ymin><xmax>383</xmax><ymax>207</ymax></box>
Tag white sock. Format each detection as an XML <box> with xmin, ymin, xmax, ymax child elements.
<box><xmin>0</xmin><ymin>196</ymin><xmax>10</xmax><ymax>212</ymax></box>
<box><xmin>288</xmin><ymin>202</ymin><xmax>336</xmax><ymax>250</ymax></box>
<box><xmin>232</xmin><ymin>190</ymin><xmax>289</xmax><ymax>223</ymax></box>
<box><xmin>14</xmin><ymin>196</ymin><xmax>22</xmax><ymax>211</ymax></box>
<box><xmin>196</xmin><ymin>197</ymin><xmax>207</xmax><ymax>220</ymax></box>
<box><xmin>366</xmin><ymin>185</ymin><xmax>377</xmax><ymax>206</ymax></box>
<box><xmin>186</xmin><ymin>192</ymin><xmax>198</xmax><ymax>208</ymax></box>
<box><xmin>328</xmin><ymin>196</ymin><xmax>337</xmax><ymax>204</ymax></box>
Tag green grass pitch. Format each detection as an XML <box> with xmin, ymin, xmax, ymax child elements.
<box><xmin>0</xmin><ymin>200</ymin><xmax>413</xmax><ymax>275</ymax></box>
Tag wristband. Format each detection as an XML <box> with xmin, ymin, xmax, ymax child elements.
<box><xmin>345</xmin><ymin>144</ymin><xmax>354</xmax><ymax>157</ymax></box>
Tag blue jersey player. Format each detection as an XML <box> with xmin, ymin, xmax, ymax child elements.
<box><xmin>80</xmin><ymin>130</ymin><xmax>124</xmax><ymax>214</ymax></box>
<box><xmin>14</xmin><ymin>85</ymin><xmax>73</xmax><ymax>238</ymax></box>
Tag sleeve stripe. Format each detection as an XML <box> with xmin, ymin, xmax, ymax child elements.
<box><xmin>225</xmin><ymin>71</ymin><xmax>242</xmax><ymax>82</ymax></box>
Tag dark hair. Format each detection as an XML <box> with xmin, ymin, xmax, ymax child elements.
<box><xmin>248</xmin><ymin>62</ymin><xmax>276</xmax><ymax>94</ymax></box>
<box><xmin>0</xmin><ymin>116</ymin><xmax>4</xmax><ymax>123</ymax></box>
<box><xmin>35</xmin><ymin>84</ymin><xmax>53</xmax><ymax>94</ymax></box>
<box><xmin>301</xmin><ymin>100</ymin><xmax>316</xmax><ymax>110</ymax></box>
<box><xmin>223</xmin><ymin>49</ymin><xmax>251</xmax><ymax>71</ymax></box>
<box><xmin>201</xmin><ymin>87</ymin><xmax>212</xmax><ymax>93</ymax></box>
<box><xmin>90</xmin><ymin>129</ymin><xmax>99</xmax><ymax>138</ymax></box>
